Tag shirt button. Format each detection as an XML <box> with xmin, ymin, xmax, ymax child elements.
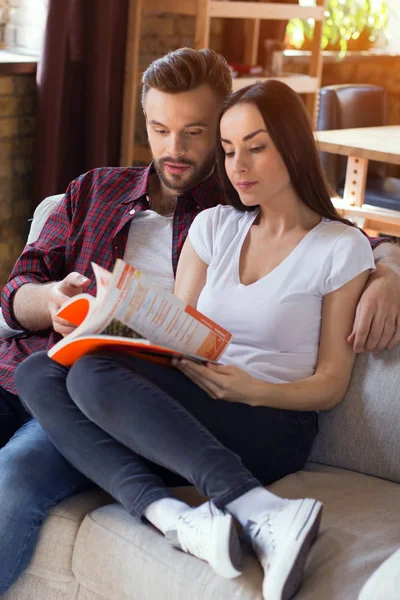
<box><xmin>196</xmin><ymin>205</ymin><xmax>201</xmax><ymax>210</ymax></box>
<box><xmin>129</xmin><ymin>208</ymin><xmax>136</xmax><ymax>215</ymax></box>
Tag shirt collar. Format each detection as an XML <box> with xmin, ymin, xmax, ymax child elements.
<box><xmin>126</xmin><ymin>163</ymin><xmax>222</xmax><ymax>209</ymax></box>
<box><xmin>129</xmin><ymin>163</ymin><xmax>153</xmax><ymax>203</ymax></box>
<box><xmin>178</xmin><ymin>169</ymin><xmax>222</xmax><ymax>209</ymax></box>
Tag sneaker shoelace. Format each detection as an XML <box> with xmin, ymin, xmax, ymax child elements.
<box><xmin>249</xmin><ymin>512</ymin><xmax>277</xmax><ymax>568</ymax></box>
<box><xmin>176</xmin><ymin>505</ymin><xmax>215</xmax><ymax>558</ymax></box>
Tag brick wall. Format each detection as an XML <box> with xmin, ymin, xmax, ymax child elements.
<box><xmin>0</xmin><ymin>73</ymin><xmax>36</xmax><ymax>288</ymax></box>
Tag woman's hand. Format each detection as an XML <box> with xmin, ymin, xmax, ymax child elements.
<box><xmin>173</xmin><ymin>359</ymin><xmax>259</xmax><ymax>405</ymax></box>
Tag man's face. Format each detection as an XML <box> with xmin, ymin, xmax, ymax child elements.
<box><xmin>144</xmin><ymin>84</ymin><xmax>220</xmax><ymax>193</ymax></box>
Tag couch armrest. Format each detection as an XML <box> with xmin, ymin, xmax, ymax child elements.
<box><xmin>0</xmin><ymin>310</ymin><xmax>22</xmax><ymax>338</ymax></box>
<box><xmin>1</xmin><ymin>194</ymin><xmax>64</xmax><ymax>339</ymax></box>
<box><xmin>27</xmin><ymin>194</ymin><xmax>64</xmax><ymax>244</ymax></box>
<box><xmin>309</xmin><ymin>343</ymin><xmax>400</xmax><ymax>484</ymax></box>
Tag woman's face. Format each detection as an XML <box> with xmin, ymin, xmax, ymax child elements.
<box><xmin>220</xmin><ymin>102</ymin><xmax>291</xmax><ymax>208</ymax></box>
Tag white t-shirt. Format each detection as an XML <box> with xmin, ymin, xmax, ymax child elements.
<box><xmin>189</xmin><ymin>205</ymin><xmax>375</xmax><ymax>384</ymax></box>
<box><xmin>123</xmin><ymin>209</ymin><xmax>174</xmax><ymax>292</ymax></box>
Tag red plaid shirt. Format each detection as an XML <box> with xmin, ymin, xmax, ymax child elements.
<box><xmin>1</xmin><ymin>165</ymin><xmax>223</xmax><ymax>394</ymax></box>
<box><xmin>1</xmin><ymin>165</ymin><xmax>385</xmax><ymax>395</ymax></box>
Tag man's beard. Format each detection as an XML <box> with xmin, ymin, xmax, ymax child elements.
<box><xmin>152</xmin><ymin>150</ymin><xmax>216</xmax><ymax>193</ymax></box>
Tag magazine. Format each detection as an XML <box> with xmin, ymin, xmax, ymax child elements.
<box><xmin>48</xmin><ymin>259</ymin><xmax>232</xmax><ymax>367</ymax></box>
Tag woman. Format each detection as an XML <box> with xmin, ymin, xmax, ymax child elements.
<box><xmin>16</xmin><ymin>81</ymin><xmax>374</xmax><ymax>600</ymax></box>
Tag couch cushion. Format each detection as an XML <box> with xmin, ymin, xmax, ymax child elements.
<box><xmin>73</xmin><ymin>503</ymin><xmax>263</xmax><ymax>600</ymax></box>
<box><xmin>2</xmin><ymin>573</ymin><xmax>80</xmax><ymax>600</ymax></box>
<box><xmin>2</xmin><ymin>489</ymin><xmax>113</xmax><ymax>600</ymax></box>
<box><xmin>72</xmin><ymin>466</ymin><xmax>400</xmax><ymax>600</ymax></box>
<box><xmin>309</xmin><ymin>344</ymin><xmax>400</xmax><ymax>483</ymax></box>
<box><xmin>25</xmin><ymin>488</ymin><xmax>113</xmax><ymax>582</ymax></box>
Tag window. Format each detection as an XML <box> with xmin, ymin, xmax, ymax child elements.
<box><xmin>386</xmin><ymin>0</ymin><xmax>400</xmax><ymax>51</ymax></box>
<box><xmin>6</xmin><ymin>0</ymin><xmax>48</xmax><ymax>55</ymax></box>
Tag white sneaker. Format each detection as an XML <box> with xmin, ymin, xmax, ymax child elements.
<box><xmin>244</xmin><ymin>498</ymin><xmax>323</xmax><ymax>600</ymax></box>
<box><xmin>165</xmin><ymin>503</ymin><xmax>242</xmax><ymax>579</ymax></box>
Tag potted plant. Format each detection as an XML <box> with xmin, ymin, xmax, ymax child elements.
<box><xmin>286</xmin><ymin>0</ymin><xmax>389</xmax><ymax>56</ymax></box>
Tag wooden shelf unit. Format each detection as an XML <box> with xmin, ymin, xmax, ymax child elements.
<box><xmin>120</xmin><ymin>0</ymin><xmax>325</xmax><ymax>166</ymax></box>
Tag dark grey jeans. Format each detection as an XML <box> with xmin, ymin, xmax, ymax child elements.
<box><xmin>16</xmin><ymin>351</ymin><xmax>317</xmax><ymax>518</ymax></box>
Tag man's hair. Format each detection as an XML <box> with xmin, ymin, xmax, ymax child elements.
<box><xmin>141</xmin><ymin>47</ymin><xmax>232</xmax><ymax>108</ymax></box>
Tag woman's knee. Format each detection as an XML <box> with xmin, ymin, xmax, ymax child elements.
<box><xmin>15</xmin><ymin>352</ymin><xmax>54</xmax><ymax>397</ymax></box>
<box><xmin>15</xmin><ymin>350</ymin><xmax>50</xmax><ymax>388</ymax></box>
<box><xmin>15</xmin><ymin>352</ymin><xmax>63</xmax><ymax>411</ymax></box>
<box><xmin>66</xmin><ymin>354</ymin><xmax>119</xmax><ymax>421</ymax></box>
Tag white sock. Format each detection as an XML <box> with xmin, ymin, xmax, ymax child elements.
<box><xmin>144</xmin><ymin>497</ymin><xmax>190</xmax><ymax>535</ymax></box>
<box><xmin>226</xmin><ymin>487</ymin><xmax>287</xmax><ymax>527</ymax></box>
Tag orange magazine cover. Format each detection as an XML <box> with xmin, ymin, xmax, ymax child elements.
<box><xmin>48</xmin><ymin>260</ymin><xmax>232</xmax><ymax>368</ymax></box>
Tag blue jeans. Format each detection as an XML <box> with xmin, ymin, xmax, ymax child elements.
<box><xmin>0</xmin><ymin>416</ymin><xmax>91</xmax><ymax>594</ymax></box>
<box><xmin>0</xmin><ymin>385</ymin><xmax>29</xmax><ymax>448</ymax></box>
<box><xmin>16</xmin><ymin>351</ymin><xmax>317</xmax><ymax>518</ymax></box>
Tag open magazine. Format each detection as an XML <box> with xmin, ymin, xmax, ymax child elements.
<box><xmin>48</xmin><ymin>259</ymin><xmax>232</xmax><ymax>367</ymax></box>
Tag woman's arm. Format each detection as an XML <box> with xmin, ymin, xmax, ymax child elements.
<box><xmin>250</xmin><ymin>268</ymin><xmax>371</xmax><ymax>411</ymax></box>
<box><xmin>176</xmin><ymin>269</ymin><xmax>370</xmax><ymax>412</ymax></box>
<box><xmin>174</xmin><ymin>238</ymin><xmax>208</xmax><ymax>308</ymax></box>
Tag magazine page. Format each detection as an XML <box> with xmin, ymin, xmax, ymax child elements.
<box><xmin>92</xmin><ymin>263</ymin><xmax>113</xmax><ymax>304</ymax></box>
<box><xmin>55</xmin><ymin>264</ymin><xmax>113</xmax><ymax>329</ymax></box>
<box><xmin>51</xmin><ymin>259</ymin><xmax>232</xmax><ymax>366</ymax></box>
<box><xmin>112</xmin><ymin>260</ymin><xmax>231</xmax><ymax>362</ymax></box>
<box><xmin>55</xmin><ymin>261</ymin><xmax>127</xmax><ymax>342</ymax></box>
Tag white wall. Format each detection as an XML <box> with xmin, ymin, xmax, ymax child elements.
<box><xmin>386</xmin><ymin>0</ymin><xmax>400</xmax><ymax>52</ymax></box>
<box><xmin>6</xmin><ymin>0</ymin><xmax>48</xmax><ymax>54</ymax></box>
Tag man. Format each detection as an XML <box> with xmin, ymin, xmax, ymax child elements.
<box><xmin>0</xmin><ymin>47</ymin><xmax>399</xmax><ymax>594</ymax></box>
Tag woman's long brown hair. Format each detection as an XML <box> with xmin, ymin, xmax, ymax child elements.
<box><xmin>216</xmin><ymin>80</ymin><xmax>354</xmax><ymax>226</ymax></box>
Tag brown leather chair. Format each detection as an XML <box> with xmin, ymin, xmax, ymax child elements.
<box><xmin>317</xmin><ymin>84</ymin><xmax>400</xmax><ymax>211</ymax></box>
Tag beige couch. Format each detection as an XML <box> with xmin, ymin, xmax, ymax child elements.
<box><xmin>1</xmin><ymin>196</ymin><xmax>400</xmax><ymax>600</ymax></box>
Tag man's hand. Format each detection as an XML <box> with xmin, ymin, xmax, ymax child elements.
<box><xmin>49</xmin><ymin>272</ymin><xmax>90</xmax><ymax>336</ymax></box>
<box><xmin>348</xmin><ymin>263</ymin><xmax>400</xmax><ymax>353</ymax></box>
<box><xmin>173</xmin><ymin>359</ymin><xmax>257</xmax><ymax>405</ymax></box>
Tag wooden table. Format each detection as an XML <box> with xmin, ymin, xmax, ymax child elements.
<box><xmin>315</xmin><ymin>126</ymin><xmax>400</xmax><ymax>237</ymax></box>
